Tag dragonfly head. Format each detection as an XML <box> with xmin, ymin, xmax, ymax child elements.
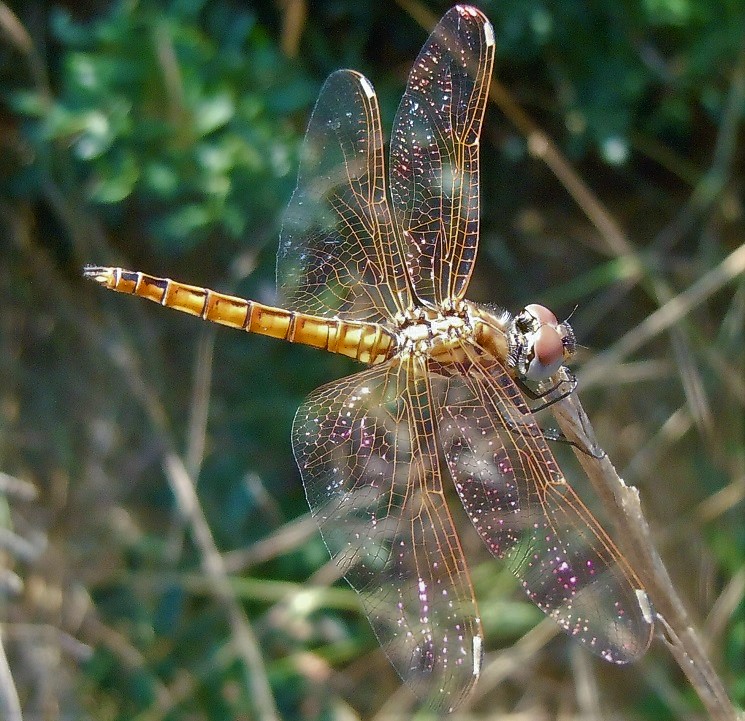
<box><xmin>509</xmin><ymin>303</ymin><xmax>576</xmax><ymax>381</ymax></box>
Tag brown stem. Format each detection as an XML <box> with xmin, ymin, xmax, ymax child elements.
<box><xmin>552</xmin><ymin>391</ymin><xmax>740</xmax><ymax>721</ymax></box>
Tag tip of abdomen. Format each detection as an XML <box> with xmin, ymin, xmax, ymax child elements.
<box><xmin>83</xmin><ymin>265</ymin><xmax>118</xmax><ymax>287</ymax></box>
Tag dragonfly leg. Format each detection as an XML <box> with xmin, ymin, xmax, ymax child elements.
<box><xmin>541</xmin><ymin>426</ymin><xmax>606</xmax><ymax>458</ymax></box>
<box><xmin>514</xmin><ymin>370</ymin><xmax>578</xmax><ymax>409</ymax></box>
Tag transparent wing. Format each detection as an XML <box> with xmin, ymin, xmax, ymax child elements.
<box><xmin>292</xmin><ymin>359</ymin><xmax>482</xmax><ymax>711</ymax></box>
<box><xmin>277</xmin><ymin>70</ymin><xmax>412</xmax><ymax>323</ymax></box>
<box><xmin>438</xmin><ymin>341</ymin><xmax>654</xmax><ymax>663</ymax></box>
<box><xmin>389</xmin><ymin>6</ymin><xmax>495</xmax><ymax>306</ymax></box>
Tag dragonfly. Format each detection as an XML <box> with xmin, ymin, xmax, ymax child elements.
<box><xmin>85</xmin><ymin>5</ymin><xmax>653</xmax><ymax>711</ymax></box>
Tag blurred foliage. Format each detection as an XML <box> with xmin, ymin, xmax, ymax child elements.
<box><xmin>487</xmin><ymin>0</ymin><xmax>745</xmax><ymax>160</ymax></box>
<box><xmin>1</xmin><ymin>0</ymin><xmax>744</xmax><ymax>720</ymax></box>
<box><xmin>5</xmin><ymin>0</ymin><xmax>316</xmax><ymax>262</ymax></box>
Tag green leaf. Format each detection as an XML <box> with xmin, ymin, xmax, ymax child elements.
<box><xmin>89</xmin><ymin>151</ymin><xmax>139</xmax><ymax>203</ymax></box>
<box><xmin>194</xmin><ymin>93</ymin><xmax>235</xmax><ymax>136</ymax></box>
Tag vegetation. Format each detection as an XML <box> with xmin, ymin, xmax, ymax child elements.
<box><xmin>1</xmin><ymin>0</ymin><xmax>743</xmax><ymax>719</ymax></box>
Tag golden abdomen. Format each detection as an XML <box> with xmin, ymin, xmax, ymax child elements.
<box><xmin>83</xmin><ymin>267</ymin><xmax>395</xmax><ymax>365</ymax></box>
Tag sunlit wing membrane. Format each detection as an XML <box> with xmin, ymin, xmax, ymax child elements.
<box><xmin>438</xmin><ymin>341</ymin><xmax>654</xmax><ymax>662</ymax></box>
<box><xmin>389</xmin><ymin>6</ymin><xmax>495</xmax><ymax>306</ymax></box>
<box><xmin>292</xmin><ymin>360</ymin><xmax>483</xmax><ymax>711</ymax></box>
<box><xmin>83</xmin><ymin>3</ymin><xmax>655</xmax><ymax>710</ymax></box>
<box><xmin>277</xmin><ymin>70</ymin><xmax>412</xmax><ymax>323</ymax></box>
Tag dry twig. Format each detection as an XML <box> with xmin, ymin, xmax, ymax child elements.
<box><xmin>0</xmin><ymin>632</ymin><xmax>23</xmax><ymax>721</ymax></box>
<box><xmin>552</xmin><ymin>392</ymin><xmax>740</xmax><ymax>721</ymax></box>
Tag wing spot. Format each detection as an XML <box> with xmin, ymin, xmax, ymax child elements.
<box><xmin>636</xmin><ymin>589</ymin><xmax>654</xmax><ymax>625</ymax></box>
<box><xmin>358</xmin><ymin>75</ymin><xmax>375</xmax><ymax>99</ymax></box>
<box><xmin>472</xmin><ymin>635</ymin><xmax>483</xmax><ymax>676</ymax></box>
<box><xmin>484</xmin><ymin>21</ymin><xmax>495</xmax><ymax>47</ymax></box>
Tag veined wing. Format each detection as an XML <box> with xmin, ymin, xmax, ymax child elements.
<box><xmin>438</xmin><ymin>341</ymin><xmax>654</xmax><ymax>663</ymax></box>
<box><xmin>390</xmin><ymin>6</ymin><xmax>495</xmax><ymax>307</ymax></box>
<box><xmin>277</xmin><ymin>70</ymin><xmax>412</xmax><ymax>324</ymax></box>
<box><xmin>292</xmin><ymin>359</ymin><xmax>482</xmax><ymax>711</ymax></box>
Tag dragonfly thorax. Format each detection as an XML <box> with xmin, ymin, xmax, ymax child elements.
<box><xmin>395</xmin><ymin>304</ymin><xmax>473</xmax><ymax>358</ymax></box>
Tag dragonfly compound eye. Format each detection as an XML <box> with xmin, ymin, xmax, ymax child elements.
<box><xmin>525</xmin><ymin>324</ymin><xmax>565</xmax><ymax>380</ymax></box>
<box><xmin>508</xmin><ymin>304</ymin><xmax>575</xmax><ymax>380</ymax></box>
<box><xmin>523</xmin><ymin>303</ymin><xmax>558</xmax><ymax>327</ymax></box>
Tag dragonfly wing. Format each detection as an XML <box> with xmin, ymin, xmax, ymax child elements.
<box><xmin>278</xmin><ymin>70</ymin><xmax>411</xmax><ymax>323</ymax></box>
<box><xmin>293</xmin><ymin>360</ymin><xmax>482</xmax><ymax>711</ymax></box>
<box><xmin>389</xmin><ymin>6</ymin><xmax>495</xmax><ymax>306</ymax></box>
<box><xmin>438</xmin><ymin>342</ymin><xmax>654</xmax><ymax>663</ymax></box>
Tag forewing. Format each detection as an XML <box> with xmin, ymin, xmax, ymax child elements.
<box><xmin>277</xmin><ymin>70</ymin><xmax>411</xmax><ymax>323</ymax></box>
<box><xmin>438</xmin><ymin>342</ymin><xmax>654</xmax><ymax>663</ymax></box>
<box><xmin>292</xmin><ymin>360</ymin><xmax>482</xmax><ymax>711</ymax></box>
<box><xmin>389</xmin><ymin>6</ymin><xmax>495</xmax><ymax>306</ymax></box>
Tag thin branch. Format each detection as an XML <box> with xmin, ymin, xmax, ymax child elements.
<box><xmin>0</xmin><ymin>631</ymin><xmax>22</xmax><ymax>721</ymax></box>
<box><xmin>160</xmin><ymin>450</ymin><xmax>281</xmax><ymax>721</ymax></box>
<box><xmin>91</xmin><ymin>328</ymin><xmax>280</xmax><ymax>721</ymax></box>
<box><xmin>651</xmin><ymin>35</ymin><xmax>745</xmax><ymax>253</ymax></box>
<box><xmin>463</xmin><ymin>619</ymin><xmax>559</xmax><ymax>709</ymax></box>
<box><xmin>3</xmin><ymin>624</ymin><xmax>92</xmax><ymax>664</ymax></box>
<box><xmin>696</xmin><ymin>477</ymin><xmax>745</xmax><ymax>525</ymax></box>
<box><xmin>151</xmin><ymin>21</ymin><xmax>188</xmax><ymax>131</ymax></box>
<box><xmin>578</xmin><ymin>241</ymin><xmax>745</xmax><ymax>387</ymax></box>
<box><xmin>0</xmin><ymin>472</ymin><xmax>38</xmax><ymax>501</ymax></box>
<box><xmin>15</xmin><ymin>213</ymin><xmax>281</xmax><ymax>721</ymax></box>
<box><xmin>705</xmin><ymin>567</ymin><xmax>745</xmax><ymax>647</ymax></box>
<box><xmin>551</xmin><ymin>392</ymin><xmax>740</xmax><ymax>721</ymax></box>
<box><xmin>0</xmin><ymin>2</ymin><xmax>52</xmax><ymax>104</ymax></box>
<box><xmin>278</xmin><ymin>0</ymin><xmax>307</xmax><ymax>58</ymax></box>
<box><xmin>223</xmin><ymin>513</ymin><xmax>318</xmax><ymax>573</ymax></box>
<box><xmin>572</xmin><ymin>645</ymin><xmax>602</xmax><ymax>721</ymax></box>
<box><xmin>186</xmin><ymin>328</ymin><xmax>216</xmax><ymax>481</ymax></box>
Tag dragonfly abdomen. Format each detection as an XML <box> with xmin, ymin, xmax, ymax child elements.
<box><xmin>83</xmin><ymin>266</ymin><xmax>395</xmax><ymax>364</ymax></box>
